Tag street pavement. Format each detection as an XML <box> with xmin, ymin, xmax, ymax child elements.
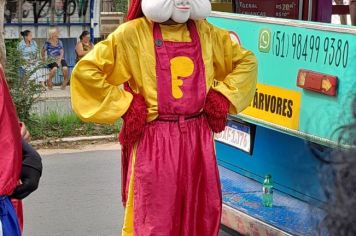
<box><xmin>22</xmin><ymin>149</ymin><xmax>238</xmax><ymax>236</ymax></box>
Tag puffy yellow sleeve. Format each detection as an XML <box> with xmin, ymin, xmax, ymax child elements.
<box><xmin>70</xmin><ymin>27</ymin><xmax>133</xmax><ymax>124</ymax></box>
<box><xmin>212</xmin><ymin>27</ymin><xmax>258</xmax><ymax>114</ymax></box>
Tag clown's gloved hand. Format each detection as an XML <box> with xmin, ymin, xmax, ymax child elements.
<box><xmin>119</xmin><ymin>93</ymin><xmax>147</xmax><ymax>146</ymax></box>
<box><xmin>11</xmin><ymin>140</ymin><xmax>42</xmax><ymax>200</ymax></box>
<box><xmin>204</xmin><ymin>90</ymin><xmax>230</xmax><ymax>133</ymax></box>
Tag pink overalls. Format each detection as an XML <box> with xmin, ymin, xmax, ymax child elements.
<box><xmin>131</xmin><ymin>21</ymin><xmax>222</xmax><ymax>235</ymax></box>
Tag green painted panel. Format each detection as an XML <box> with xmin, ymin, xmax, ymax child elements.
<box><xmin>208</xmin><ymin>14</ymin><xmax>356</xmax><ymax>146</ymax></box>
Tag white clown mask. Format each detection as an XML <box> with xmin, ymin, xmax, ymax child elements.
<box><xmin>142</xmin><ymin>0</ymin><xmax>212</xmax><ymax>23</ymax></box>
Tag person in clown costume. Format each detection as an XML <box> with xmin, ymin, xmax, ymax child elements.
<box><xmin>0</xmin><ymin>65</ymin><xmax>42</xmax><ymax>236</ymax></box>
<box><xmin>71</xmin><ymin>0</ymin><xmax>257</xmax><ymax>235</ymax></box>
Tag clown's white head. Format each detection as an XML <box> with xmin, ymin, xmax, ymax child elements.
<box><xmin>142</xmin><ymin>0</ymin><xmax>211</xmax><ymax>24</ymax></box>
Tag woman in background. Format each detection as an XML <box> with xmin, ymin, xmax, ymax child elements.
<box><xmin>41</xmin><ymin>28</ymin><xmax>69</xmax><ymax>90</ymax></box>
<box><xmin>75</xmin><ymin>31</ymin><xmax>93</xmax><ymax>63</ymax></box>
<box><xmin>18</xmin><ymin>30</ymin><xmax>45</xmax><ymax>89</ymax></box>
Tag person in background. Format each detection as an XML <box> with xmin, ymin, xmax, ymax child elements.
<box><xmin>0</xmin><ymin>65</ymin><xmax>42</xmax><ymax>235</ymax></box>
<box><xmin>322</xmin><ymin>98</ymin><xmax>356</xmax><ymax>235</ymax></box>
<box><xmin>41</xmin><ymin>28</ymin><xmax>69</xmax><ymax>90</ymax></box>
<box><xmin>350</xmin><ymin>0</ymin><xmax>356</xmax><ymax>25</ymax></box>
<box><xmin>334</xmin><ymin>0</ymin><xmax>348</xmax><ymax>24</ymax></box>
<box><xmin>18</xmin><ymin>30</ymin><xmax>46</xmax><ymax>89</ymax></box>
<box><xmin>310</xmin><ymin>98</ymin><xmax>356</xmax><ymax>235</ymax></box>
<box><xmin>75</xmin><ymin>31</ymin><xmax>93</xmax><ymax>63</ymax></box>
<box><xmin>0</xmin><ymin>64</ymin><xmax>22</xmax><ymax>236</ymax></box>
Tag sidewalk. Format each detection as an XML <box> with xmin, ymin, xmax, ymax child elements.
<box><xmin>33</xmin><ymin>86</ymin><xmax>72</xmax><ymax>115</ymax></box>
<box><xmin>40</xmin><ymin>86</ymin><xmax>71</xmax><ymax>99</ymax></box>
<box><xmin>32</xmin><ymin>135</ymin><xmax>117</xmax><ymax>150</ymax></box>
<box><xmin>37</xmin><ymin>141</ymin><xmax>120</xmax><ymax>155</ymax></box>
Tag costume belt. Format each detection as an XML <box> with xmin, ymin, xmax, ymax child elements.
<box><xmin>157</xmin><ymin>112</ymin><xmax>203</xmax><ymax>122</ymax></box>
<box><xmin>156</xmin><ymin>112</ymin><xmax>203</xmax><ymax>133</ymax></box>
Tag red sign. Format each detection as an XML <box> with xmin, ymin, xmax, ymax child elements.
<box><xmin>235</xmin><ymin>0</ymin><xmax>299</xmax><ymax>19</ymax></box>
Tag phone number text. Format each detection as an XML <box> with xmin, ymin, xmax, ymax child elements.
<box><xmin>272</xmin><ymin>31</ymin><xmax>349</xmax><ymax>68</ymax></box>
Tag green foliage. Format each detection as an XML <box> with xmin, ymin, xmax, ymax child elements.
<box><xmin>114</xmin><ymin>0</ymin><xmax>128</xmax><ymax>13</ymax></box>
<box><xmin>5</xmin><ymin>39</ymin><xmax>46</xmax><ymax>123</ymax></box>
<box><xmin>28</xmin><ymin>112</ymin><xmax>122</xmax><ymax>140</ymax></box>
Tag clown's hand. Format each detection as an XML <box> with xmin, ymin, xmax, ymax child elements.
<box><xmin>11</xmin><ymin>140</ymin><xmax>42</xmax><ymax>200</ymax></box>
<box><xmin>20</xmin><ymin>122</ymin><xmax>30</xmax><ymax>142</ymax></box>
<box><xmin>204</xmin><ymin>90</ymin><xmax>230</xmax><ymax>133</ymax></box>
<box><xmin>119</xmin><ymin>93</ymin><xmax>147</xmax><ymax>147</ymax></box>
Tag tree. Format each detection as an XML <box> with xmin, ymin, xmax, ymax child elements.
<box><xmin>114</xmin><ymin>0</ymin><xmax>128</xmax><ymax>13</ymax></box>
<box><xmin>0</xmin><ymin>0</ymin><xmax>6</xmax><ymax>67</ymax></box>
<box><xmin>5</xmin><ymin>39</ymin><xmax>45</xmax><ymax>123</ymax></box>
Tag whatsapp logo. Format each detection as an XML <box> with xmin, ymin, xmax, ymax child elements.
<box><xmin>259</xmin><ymin>29</ymin><xmax>272</xmax><ymax>53</ymax></box>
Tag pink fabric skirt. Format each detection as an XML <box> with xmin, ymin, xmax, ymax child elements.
<box><xmin>131</xmin><ymin>115</ymin><xmax>222</xmax><ymax>236</ymax></box>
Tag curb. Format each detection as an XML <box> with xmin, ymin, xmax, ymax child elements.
<box><xmin>31</xmin><ymin>135</ymin><xmax>117</xmax><ymax>146</ymax></box>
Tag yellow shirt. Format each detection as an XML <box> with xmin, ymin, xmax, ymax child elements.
<box><xmin>71</xmin><ymin>17</ymin><xmax>258</xmax><ymax>124</ymax></box>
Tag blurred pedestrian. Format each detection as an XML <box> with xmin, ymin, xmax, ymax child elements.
<box><xmin>334</xmin><ymin>0</ymin><xmax>348</xmax><ymax>25</ymax></box>
<box><xmin>18</xmin><ymin>30</ymin><xmax>46</xmax><ymax>89</ymax></box>
<box><xmin>0</xmin><ymin>65</ymin><xmax>43</xmax><ymax>234</ymax></box>
<box><xmin>0</xmin><ymin>64</ymin><xmax>22</xmax><ymax>236</ymax></box>
<box><xmin>41</xmin><ymin>28</ymin><xmax>69</xmax><ymax>90</ymax></box>
<box><xmin>311</xmin><ymin>98</ymin><xmax>356</xmax><ymax>235</ymax></box>
<box><xmin>350</xmin><ymin>0</ymin><xmax>356</xmax><ymax>25</ymax></box>
<box><xmin>75</xmin><ymin>31</ymin><xmax>93</xmax><ymax>63</ymax></box>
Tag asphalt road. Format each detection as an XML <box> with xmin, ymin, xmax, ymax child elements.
<box><xmin>22</xmin><ymin>149</ymin><xmax>238</xmax><ymax>236</ymax></box>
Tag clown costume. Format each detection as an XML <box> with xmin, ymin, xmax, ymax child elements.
<box><xmin>71</xmin><ymin>0</ymin><xmax>258</xmax><ymax>235</ymax></box>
